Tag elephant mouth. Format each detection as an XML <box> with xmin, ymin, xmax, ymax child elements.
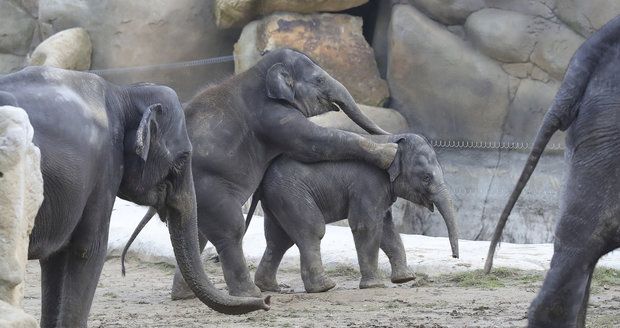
<box><xmin>331</xmin><ymin>101</ymin><xmax>342</xmax><ymax>111</ymax></box>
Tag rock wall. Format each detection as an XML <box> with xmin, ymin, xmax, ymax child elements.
<box><xmin>0</xmin><ymin>106</ymin><xmax>43</xmax><ymax>328</ymax></box>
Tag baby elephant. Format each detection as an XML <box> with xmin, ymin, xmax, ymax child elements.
<box><xmin>248</xmin><ymin>133</ymin><xmax>459</xmax><ymax>293</ymax></box>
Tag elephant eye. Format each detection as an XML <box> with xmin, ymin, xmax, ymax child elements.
<box><xmin>423</xmin><ymin>174</ymin><xmax>432</xmax><ymax>184</ymax></box>
<box><xmin>170</xmin><ymin>152</ymin><xmax>190</xmax><ymax>175</ymax></box>
<box><xmin>315</xmin><ymin>76</ymin><xmax>325</xmax><ymax>84</ymax></box>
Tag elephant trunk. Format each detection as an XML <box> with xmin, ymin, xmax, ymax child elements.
<box><xmin>329</xmin><ymin>77</ymin><xmax>390</xmax><ymax>135</ymax></box>
<box><xmin>168</xmin><ymin>214</ymin><xmax>270</xmax><ymax>314</ymax></box>
<box><xmin>432</xmin><ymin>186</ymin><xmax>459</xmax><ymax>258</ymax></box>
<box><xmin>167</xmin><ymin>168</ymin><xmax>270</xmax><ymax>314</ymax></box>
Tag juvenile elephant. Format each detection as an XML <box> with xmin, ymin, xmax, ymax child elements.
<box><xmin>484</xmin><ymin>16</ymin><xmax>620</xmax><ymax>328</ymax></box>
<box><xmin>0</xmin><ymin>66</ymin><xmax>267</xmax><ymax>327</ymax></box>
<box><xmin>247</xmin><ymin>133</ymin><xmax>459</xmax><ymax>293</ymax></box>
<box><xmin>124</xmin><ymin>48</ymin><xmax>399</xmax><ymax>299</ymax></box>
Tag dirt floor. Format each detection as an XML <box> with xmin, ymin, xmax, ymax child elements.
<box><xmin>23</xmin><ymin>257</ymin><xmax>620</xmax><ymax>328</ymax></box>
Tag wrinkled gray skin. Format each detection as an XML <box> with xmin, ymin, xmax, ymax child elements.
<box><xmin>247</xmin><ymin>133</ymin><xmax>459</xmax><ymax>293</ymax></box>
<box><xmin>124</xmin><ymin>49</ymin><xmax>398</xmax><ymax>299</ymax></box>
<box><xmin>484</xmin><ymin>16</ymin><xmax>620</xmax><ymax>328</ymax></box>
<box><xmin>0</xmin><ymin>66</ymin><xmax>268</xmax><ymax>327</ymax></box>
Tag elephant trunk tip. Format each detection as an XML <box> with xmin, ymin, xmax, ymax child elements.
<box><xmin>262</xmin><ymin>295</ymin><xmax>272</xmax><ymax>310</ymax></box>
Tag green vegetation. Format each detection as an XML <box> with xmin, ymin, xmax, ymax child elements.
<box><xmin>325</xmin><ymin>264</ymin><xmax>359</xmax><ymax>278</ymax></box>
<box><xmin>438</xmin><ymin>268</ymin><xmax>543</xmax><ymax>289</ymax></box>
<box><xmin>593</xmin><ymin>267</ymin><xmax>620</xmax><ymax>286</ymax></box>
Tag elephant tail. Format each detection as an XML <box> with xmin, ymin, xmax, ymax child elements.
<box><xmin>244</xmin><ymin>189</ymin><xmax>262</xmax><ymax>233</ymax></box>
<box><xmin>121</xmin><ymin>207</ymin><xmax>157</xmax><ymax>276</ymax></box>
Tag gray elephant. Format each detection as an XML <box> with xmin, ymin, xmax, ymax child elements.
<box><xmin>484</xmin><ymin>16</ymin><xmax>620</xmax><ymax>328</ymax></box>
<box><xmin>244</xmin><ymin>133</ymin><xmax>458</xmax><ymax>293</ymax></box>
<box><xmin>122</xmin><ymin>48</ymin><xmax>399</xmax><ymax>299</ymax></box>
<box><xmin>0</xmin><ymin>66</ymin><xmax>268</xmax><ymax>327</ymax></box>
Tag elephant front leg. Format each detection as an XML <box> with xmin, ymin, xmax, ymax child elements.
<box><xmin>199</xmin><ymin>200</ymin><xmax>261</xmax><ymax>297</ymax></box>
<box><xmin>380</xmin><ymin>212</ymin><xmax>415</xmax><ymax>284</ymax></box>
<box><xmin>351</xmin><ymin>220</ymin><xmax>385</xmax><ymax>289</ymax></box>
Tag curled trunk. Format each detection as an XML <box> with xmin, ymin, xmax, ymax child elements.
<box><xmin>433</xmin><ymin>187</ymin><xmax>459</xmax><ymax>258</ymax></box>
<box><xmin>168</xmin><ymin>214</ymin><xmax>270</xmax><ymax>314</ymax></box>
<box><xmin>330</xmin><ymin>77</ymin><xmax>390</xmax><ymax>135</ymax></box>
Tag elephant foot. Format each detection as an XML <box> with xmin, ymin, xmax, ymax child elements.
<box><xmin>171</xmin><ymin>269</ymin><xmax>196</xmax><ymax>300</ymax></box>
<box><xmin>359</xmin><ymin>278</ymin><xmax>385</xmax><ymax>289</ymax></box>
<box><xmin>255</xmin><ymin>277</ymin><xmax>281</xmax><ymax>293</ymax></box>
<box><xmin>304</xmin><ymin>276</ymin><xmax>336</xmax><ymax>293</ymax></box>
<box><xmin>391</xmin><ymin>270</ymin><xmax>416</xmax><ymax>284</ymax></box>
<box><xmin>229</xmin><ymin>283</ymin><xmax>262</xmax><ymax>298</ymax></box>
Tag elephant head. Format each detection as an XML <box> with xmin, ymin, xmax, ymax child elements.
<box><xmin>388</xmin><ymin>134</ymin><xmax>459</xmax><ymax>258</ymax></box>
<box><xmin>117</xmin><ymin>84</ymin><xmax>269</xmax><ymax>314</ymax></box>
<box><xmin>260</xmin><ymin>48</ymin><xmax>389</xmax><ymax>135</ymax></box>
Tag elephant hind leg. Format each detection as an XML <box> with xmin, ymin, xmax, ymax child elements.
<box><xmin>255</xmin><ymin>208</ymin><xmax>294</xmax><ymax>292</ymax></box>
<box><xmin>40</xmin><ymin>251</ymin><xmax>68</xmax><ymax>328</ymax></box>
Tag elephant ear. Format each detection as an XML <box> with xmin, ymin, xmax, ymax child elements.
<box><xmin>135</xmin><ymin>103</ymin><xmax>162</xmax><ymax>161</ymax></box>
<box><xmin>266</xmin><ymin>63</ymin><xmax>294</xmax><ymax>104</ymax></box>
<box><xmin>387</xmin><ymin>137</ymin><xmax>405</xmax><ymax>183</ymax></box>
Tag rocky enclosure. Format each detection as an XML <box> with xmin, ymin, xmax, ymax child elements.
<box><xmin>1</xmin><ymin>0</ymin><xmax>617</xmax><ymax>242</ymax></box>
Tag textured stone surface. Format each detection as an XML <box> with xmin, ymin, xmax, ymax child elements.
<box><xmin>28</xmin><ymin>27</ymin><xmax>92</xmax><ymax>70</ymax></box>
<box><xmin>530</xmin><ymin>22</ymin><xmax>585</xmax><ymax>80</ymax></box>
<box><xmin>39</xmin><ymin>0</ymin><xmax>240</xmax><ymax>100</ymax></box>
<box><xmin>309</xmin><ymin>104</ymin><xmax>409</xmax><ymax>134</ymax></box>
<box><xmin>408</xmin><ymin>0</ymin><xmax>485</xmax><ymax>25</ymax></box>
<box><xmin>0</xmin><ymin>54</ymin><xmax>25</xmax><ymax>74</ymax></box>
<box><xmin>0</xmin><ymin>302</ymin><xmax>38</xmax><ymax>328</ymax></box>
<box><xmin>556</xmin><ymin>0</ymin><xmax>620</xmax><ymax>37</ymax></box>
<box><xmin>0</xmin><ymin>0</ymin><xmax>37</xmax><ymax>56</ymax></box>
<box><xmin>234</xmin><ymin>12</ymin><xmax>389</xmax><ymax>106</ymax></box>
<box><xmin>0</xmin><ymin>106</ymin><xmax>42</xmax><ymax>327</ymax></box>
<box><xmin>388</xmin><ymin>4</ymin><xmax>509</xmax><ymax>140</ymax></box>
<box><xmin>465</xmin><ymin>9</ymin><xmax>539</xmax><ymax>63</ymax></box>
<box><xmin>215</xmin><ymin>0</ymin><xmax>368</xmax><ymax>28</ymax></box>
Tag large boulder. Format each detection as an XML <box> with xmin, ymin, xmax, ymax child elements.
<box><xmin>388</xmin><ymin>4</ymin><xmax>509</xmax><ymax>140</ymax></box>
<box><xmin>0</xmin><ymin>54</ymin><xmax>24</xmax><ymax>75</ymax></box>
<box><xmin>0</xmin><ymin>106</ymin><xmax>43</xmax><ymax>328</ymax></box>
<box><xmin>556</xmin><ymin>0</ymin><xmax>620</xmax><ymax>37</ymax></box>
<box><xmin>38</xmin><ymin>0</ymin><xmax>241</xmax><ymax>100</ymax></box>
<box><xmin>0</xmin><ymin>0</ymin><xmax>37</xmax><ymax>56</ymax></box>
<box><xmin>408</xmin><ymin>0</ymin><xmax>485</xmax><ymax>25</ymax></box>
<box><xmin>215</xmin><ymin>0</ymin><xmax>368</xmax><ymax>28</ymax></box>
<box><xmin>28</xmin><ymin>27</ymin><xmax>92</xmax><ymax>70</ymax></box>
<box><xmin>530</xmin><ymin>23</ymin><xmax>585</xmax><ymax>80</ymax></box>
<box><xmin>234</xmin><ymin>12</ymin><xmax>389</xmax><ymax>106</ymax></box>
<box><xmin>464</xmin><ymin>9</ymin><xmax>539</xmax><ymax>63</ymax></box>
<box><xmin>309</xmin><ymin>104</ymin><xmax>409</xmax><ymax>134</ymax></box>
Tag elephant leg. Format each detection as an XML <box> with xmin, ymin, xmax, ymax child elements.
<box><xmin>351</xmin><ymin>219</ymin><xmax>384</xmax><ymax>289</ymax></box>
<box><xmin>254</xmin><ymin>208</ymin><xmax>294</xmax><ymax>292</ymax></box>
<box><xmin>55</xmin><ymin>195</ymin><xmax>112</xmax><ymax>328</ymax></box>
<box><xmin>379</xmin><ymin>211</ymin><xmax>415</xmax><ymax>284</ymax></box>
<box><xmin>39</xmin><ymin>251</ymin><xmax>68</xmax><ymax>328</ymax></box>
<box><xmin>170</xmin><ymin>231</ymin><xmax>209</xmax><ymax>300</ymax></box>
<box><xmin>198</xmin><ymin>194</ymin><xmax>261</xmax><ymax>297</ymax></box>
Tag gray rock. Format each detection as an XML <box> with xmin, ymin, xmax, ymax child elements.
<box><xmin>28</xmin><ymin>27</ymin><xmax>92</xmax><ymax>70</ymax></box>
<box><xmin>408</xmin><ymin>0</ymin><xmax>485</xmax><ymax>25</ymax></box>
<box><xmin>556</xmin><ymin>0</ymin><xmax>620</xmax><ymax>37</ymax></box>
<box><xmin>234</xmin><ymin>12</ymin><xmax>389</xmax><ymax>106</ymax></box>
<box><xmin>465</xmin><ymin>9</ymin><xmax>539</xmax><ymax>63</ymax></box>
<box><xmin>39</xmin><ymin>0</ymin><xmax>240</xmax><ymax>100</ymax></box>
<box><xmin>309</xmin><ymin>104</ymin><xmax>409</xmax><ymax>134</ymax></box>
<box><xmin>388</xmin><ymin>4</ymin><xmax>509</xmax><ymax>141</ymax></box>
<box><xmin>504</xmin><ymin>78</ymin><xmax>564</xmax><ymax>145</ymax></box>
<box><xmin>0</xmin><ymin>0</ymin><xmax>36</xmax><ymax>56</ymax></box>
<box><xmin>0</xmin><ymin>54</ymin><xmax>25</xmax><ymax>74</ymax></box>
<box><xmin>530</xmin><ymin>23</ymin><xmax>585</xmax><ymax>80</ymax></box>
<box><xmin>501</xmin><ymin>62</ymin><xmax>533</xmax><ymax>79</ymax></box>
<box><xmin>485</xmin><ymin>0</ymin><xmax>556</xmax><ymax>20</ymax></box>
<box><xmin>0</xmin><ymin>106</ymin><xmax>43</xmax><ymax>327</ymax></box>
<box><xmin>215</xmin><ymin>0</ymin><xmax>368</xmax><ymax>28</ymax></box>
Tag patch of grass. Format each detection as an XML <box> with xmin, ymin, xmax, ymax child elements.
<box><xmin>152</xmin><ymin>262</ymin><xmax>176</xmax><ymax>273</ymax></box>
<box><xmin>325</xmin><ymin>264</ymin><xmax>359</xmax><ymax>278</ymax></box>
<box><xmin>439</xmin><ymin>268</ymin><xmax>542</xmax><ymax>289</ymax></box>
<box><xmin>593</xmin><ymin>268</ymin><xmax>620</xmax><ymax>286</ymax></box>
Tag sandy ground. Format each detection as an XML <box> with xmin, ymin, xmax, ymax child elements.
<box><xmin>23</xmin><ymin>257</ymin><xmax>620</xmax><ymax>328</ymax></box>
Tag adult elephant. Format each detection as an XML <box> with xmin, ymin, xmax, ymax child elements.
<box><xmin>0</xmin><ymin>67</ymin><xmax>268</xmax><ymax>327</ymax></box>
<box><xmin>127</xmin><ymin>48</ymin><xmax>399</xmax><ymax>299</ymax></box>
<box><xmin>484</xmin><ymin>16</ymin><xmax>620</xmax><ymax>328</ymax></box>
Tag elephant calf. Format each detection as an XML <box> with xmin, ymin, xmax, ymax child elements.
<box><xmin>248</xmin><ymin>133</ymin><xmax>459</xmax><ymax>293</ymax></box>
